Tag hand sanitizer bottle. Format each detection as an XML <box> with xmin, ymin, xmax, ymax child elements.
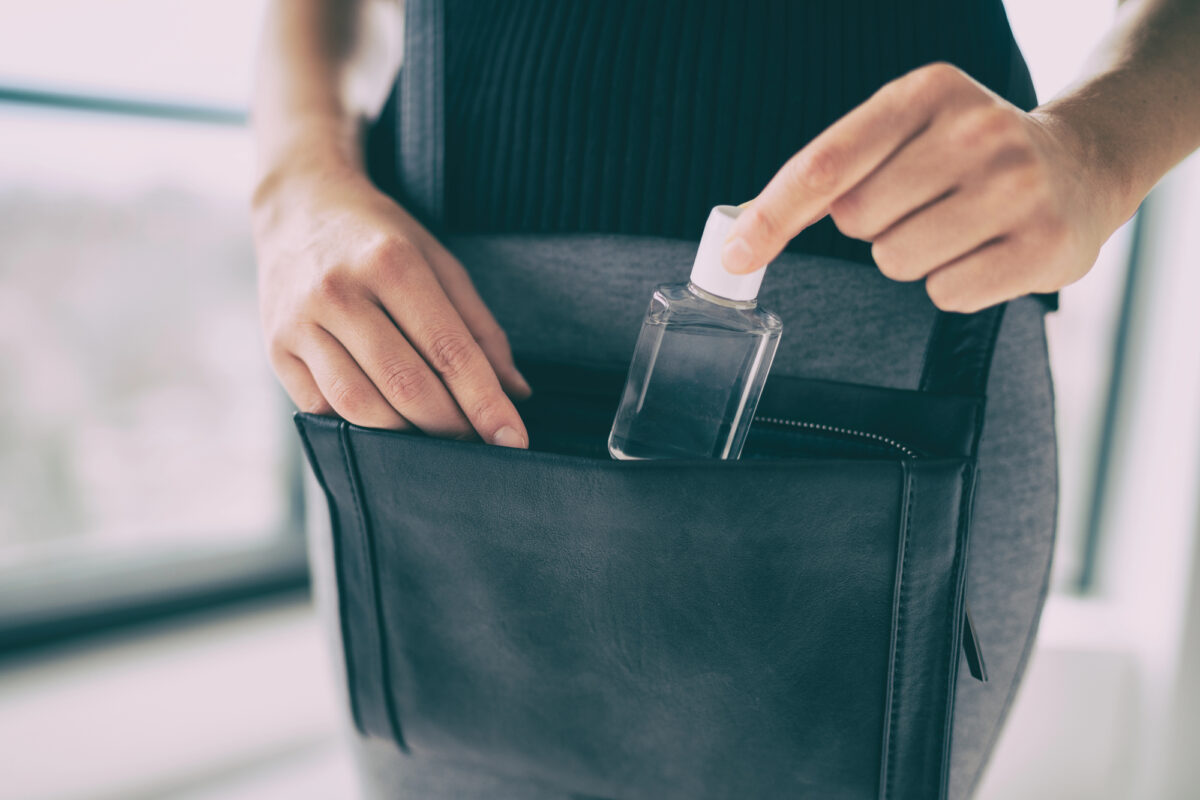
<box><xmin>608</xmin><ymin>205</ymin><xmax>783</xmax><ymax>460</ymax></box>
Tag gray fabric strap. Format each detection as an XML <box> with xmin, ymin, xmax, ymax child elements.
<box><xmin>398</xmin><ymin>0</ymin><xmax>445</xmax><ymax>233</ymax></box>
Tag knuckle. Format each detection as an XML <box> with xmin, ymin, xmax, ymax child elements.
<box><xmin>378</xmin><ymin>356</ymin><xmax>430</xmax><ymax>406</ymax></box>
<box><xmin>789</xmin><ymin>146</ymin><xmax>842</xmax><ymax>195</ymax></box>
<box><xmin>872</xmin><ymin>240</ymin><xmax>920</xmax><ymax>282</ymax></box>
<box><xmin>926</xmin><ymin>272</ymin><xmax>989</xmax><ymax>314</ymax></box>
<box><xmin>298</xmin><ymin>393</ymin><xmax>333</xmax><ymax>415</ymax></box>
<box><xmin>829</xmin><ymin>192</ymin><xmax>872</xmax><ymax>240</ymax></box>
<box><xmin>909</xmin><ymin>61</ymin><xmax>962</xmax><ymax>98</ymax></box>
<box><xmin>831</xmin><ymin>212</ymin><xmax>870</xmax><ymax>242</ymax></box>
<box><xmin>327</xmin><ymin>377</ymin><xmax>371</xmax><ymax>418</ymax></box>
<box><xmin>466</xmin><ymin>394</ymin><xmax>510</xmax><ymax>429</ymax></box>
<box><xmin>951</xmin><ymin>106</ymin><xmax>1017</xmax><ymax>151</ymax></box>
<box><xmin>876</xmin><ymin>75</ymin><xmax>908</xmax><ymax>106</ymax></box>
<box><xmin>361</xmin><ymin>235</ymin><xmax>421</xmax><ymax>281</ymax></box>
<box><xmin>871</xmin><ymin>240</ymin><xmax>902</xmax><ymax>279</ymax></box>
<box><xmin>311</xmin><ymin>269</ymin><xmax>354</xmax><ymax>308</ymax></box>
<box><xmin>426</xmin><ymin>328</ymin><xmax>477</xmax><ymax>379</ymax></box>
<box><xmin>265</xmin><ymin>333</ymin><xmax>292</xmax><ymax>363</ymax></box>
<box><xmin>925</xmin><ymin>275</ymin><xmax>964</xmax><ymax>312</ymax></box>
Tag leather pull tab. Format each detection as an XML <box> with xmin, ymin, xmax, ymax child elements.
<box><xmin>962</xmin><ymin>600</ymin><xmax>989</xmax><ymax>683</ymax></box>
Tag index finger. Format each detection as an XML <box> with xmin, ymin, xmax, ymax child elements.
<box><xmin>722</xmin><ymin>63</ymin><xmax>964</xmax><ymax>274</ymax></box>
<box><xmin>372</xmin><ymin>248</ymin><xmax>530</xmax><ymax>448</ymax></box>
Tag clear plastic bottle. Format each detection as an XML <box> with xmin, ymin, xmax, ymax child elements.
<box><xmin>608</xmin><ymin>205</ymin><xmax>783</xmax><ymax>460</ymax></box>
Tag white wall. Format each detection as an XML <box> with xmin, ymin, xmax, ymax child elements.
<box><xmin>977</xmin><ymin>3</ymin><xmax>1200</xmax><ymax>793</ymax></box>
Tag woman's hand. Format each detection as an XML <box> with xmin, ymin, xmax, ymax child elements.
<box><xmin>722</xmin><ymin>62</ymin><xmax>1131</xmax><ymax>312</ymax></box>
<box><xmin>251</xmin><ymin>153</ymin><xmax>532</xmax><ymax>446</ymax></box>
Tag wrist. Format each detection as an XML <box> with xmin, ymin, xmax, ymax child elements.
<box><xmin>1027</xmin><ymin>101</ymin><xmax>1137</xmax><ymax>237</ymax></box>
<box><xmin>251</xmin><ymin>114</ymin><xmax>367</xmax><ymax>212</ymax></box>
<box><xmin>1029</xmin><ymin>100</ymin><xmax>1143</xmax><ymax>238</ymax></box>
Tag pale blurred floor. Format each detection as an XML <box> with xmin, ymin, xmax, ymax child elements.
<box><xmin>166</xmin><ymin>740</ymin><xmax>357</xmax><ymax>800</ymax></box>
<box><xmin>976</xmin><ymin>646</ymin><xmax>1138</xmax><ymax>799</ymax></box>
<box><xmin>0</xmin><ymin>598</ymin><xmax>358</xmax><ymax>800</ymax></box>
<box><xmin>0</xmin><ymin>594</ymin><xmax>1159</xmax><ymax>800</ymax></box>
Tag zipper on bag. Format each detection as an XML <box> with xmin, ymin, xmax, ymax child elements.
<box><xmin>752</xmin><ymin>416</ymin><xmax>918</xmax><ymax>460</ymax></box>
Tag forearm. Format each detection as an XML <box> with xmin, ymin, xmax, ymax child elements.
<box><xmin>251</xmin><ymin>0</ymin><xmax>401</xmax><ymax>191</ymax></box>
<box><xmin>1033</xmin><ymin>0</ymin><xmax>1200</xmax><ymax>232</ymax></box>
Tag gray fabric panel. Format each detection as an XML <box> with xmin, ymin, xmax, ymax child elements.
<box><xmin>950</xmin><ymin>291</ymin><xmax>1058</xmax><ymax>799</ymax></box>
<box><xmin>441</xmin><ymin>234</ymin><xmax>939</xmax><ymax>389</ymax></box>
<box><xmin>303</xmin><ymin>234</ymin><xmax>1058</xmax><ymax>799</ymax></box>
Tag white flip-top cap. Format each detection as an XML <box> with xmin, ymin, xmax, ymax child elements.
<box><xmin>689</xmin><ymin>204</ymin><xmax>767</xmax><ymax>302</ymax></box>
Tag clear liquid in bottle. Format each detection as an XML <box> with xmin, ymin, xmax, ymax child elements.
<box><xmin>608</xmin><ymin>205</ymin><xmax>783</xmax><ymax>460</ymax></box>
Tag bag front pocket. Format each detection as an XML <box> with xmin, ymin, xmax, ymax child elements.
<box><xmin>295</xmin><ymin>364</ymin><xmax>977</xmax><ymax>800</ymax></box>
<box><xmin>341</xmin><ymin>425</ymin><xmax>913</xmax><ymax>800</ymax></box>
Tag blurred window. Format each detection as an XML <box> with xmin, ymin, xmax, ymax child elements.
<box><xmin>1005</xmin><ymin>0</ymin><xmax>1136</xmax><ymax>592</ymax></box>
<box><xmin>0</xmin><ymin>0</ymin><xmax>300</xmax><ymax>651</ymax></box>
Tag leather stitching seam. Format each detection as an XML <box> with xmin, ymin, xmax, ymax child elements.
<box><xmin>881</xmin><ymin>462</ymin><xmax>915</xmax><ymax>799</ymax></box>
<box><xmin>295</xmin><ymin>417</ymin><xmax>366</xmax><ymax>736</ymax></box>
<box><xmin>339</xmin><ymin>424</ymin><xmax>409</xmax><ymax>750</ymax></box>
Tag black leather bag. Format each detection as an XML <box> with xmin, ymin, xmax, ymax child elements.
<box><xmin>295</xmin><ymin>304</ymin><xmax>1001</xmax><ymax>800</ymax></box>
<box><xmin>297</xmin><ymin>3</ymin><xmax>999</xmax><ymax>795</ymax></box>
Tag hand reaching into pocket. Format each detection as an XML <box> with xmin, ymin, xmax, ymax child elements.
<box><xmin>251</xmin><ymin>156</ymin><xmax>532</xmax><ymax>447</ymax></box>
<box><xmin>722</xmin><ymin>62</ymin><xmax>1136</xmax><ymax>313</ymax></box>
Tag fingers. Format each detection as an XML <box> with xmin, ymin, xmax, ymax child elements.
<box><xmin>272</xmin><ymin>350</ymin><xmax>334</xmax><ymax>416</ymax></box>
<box><xmin>292</xmin><ymin>326</ymin><xmax>411</xmax><ymax>430</ymax></box>
<box><xmin>723</xmin><ymin>62</ymin><xmax>972</xmax><ymax>274</ymax></box>
<box><xmin>869</xmin><ymin>173</ymin><xmax>1033</xmax><ymax>283</ymax></box>
<box><xmin>365</xmin><ymin>239</ymin><xmax>530</xmax><ymax>448</ymax></box>
<box><xmin>827</xmin><ymin>129</ymin><xmax>966</xmax><ymax>242</ymax></box>
<box><xmin>924</xmin><ymin>238</ymin><xmax>1031</xmax><ymax>313</ymax></box>
<box><xmin>829</xmin><ymin>101</ymin><xmax>1042</xmax><ymax>245</ymax></box>
<box><xmin>418</xmin><ymin>241</ymin><xmax>533</xmax><ymax>400</ymax></box>
<box><xmin>257</xmin><ymin>170</ymin><xmax>533</xmax><ymax>445</ymax></box>
<box><xmin>321</xmin><ymin>299</ymin><xmax>474</xmax><ymax>439</ymax></box>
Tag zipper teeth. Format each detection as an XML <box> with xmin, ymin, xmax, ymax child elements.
<box><xmin>753</xmin><ymin>416</ymin><xmax>918</xmax><ymax>459</ymax></box>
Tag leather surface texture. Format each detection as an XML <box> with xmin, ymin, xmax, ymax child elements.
<box><xmin>294</xmin><ymin>350</ymin><xmax>986</xmax><ymax>800</ymax></box>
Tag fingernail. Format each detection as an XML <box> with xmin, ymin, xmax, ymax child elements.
<box><xmin>491</xmin><ymin>425</ymin><xmax>527</xmax><ymax>449</ymax></box>
<box><xmin>722</xmin><ymin>236</ymin><xmax>756</xmax><ymax>274</ymax></box>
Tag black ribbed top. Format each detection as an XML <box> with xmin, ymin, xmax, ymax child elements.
<box><xmin>439</xmin><ymin>0</ymin><xmax>1056</xmax><ymax>310</ymax></box>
